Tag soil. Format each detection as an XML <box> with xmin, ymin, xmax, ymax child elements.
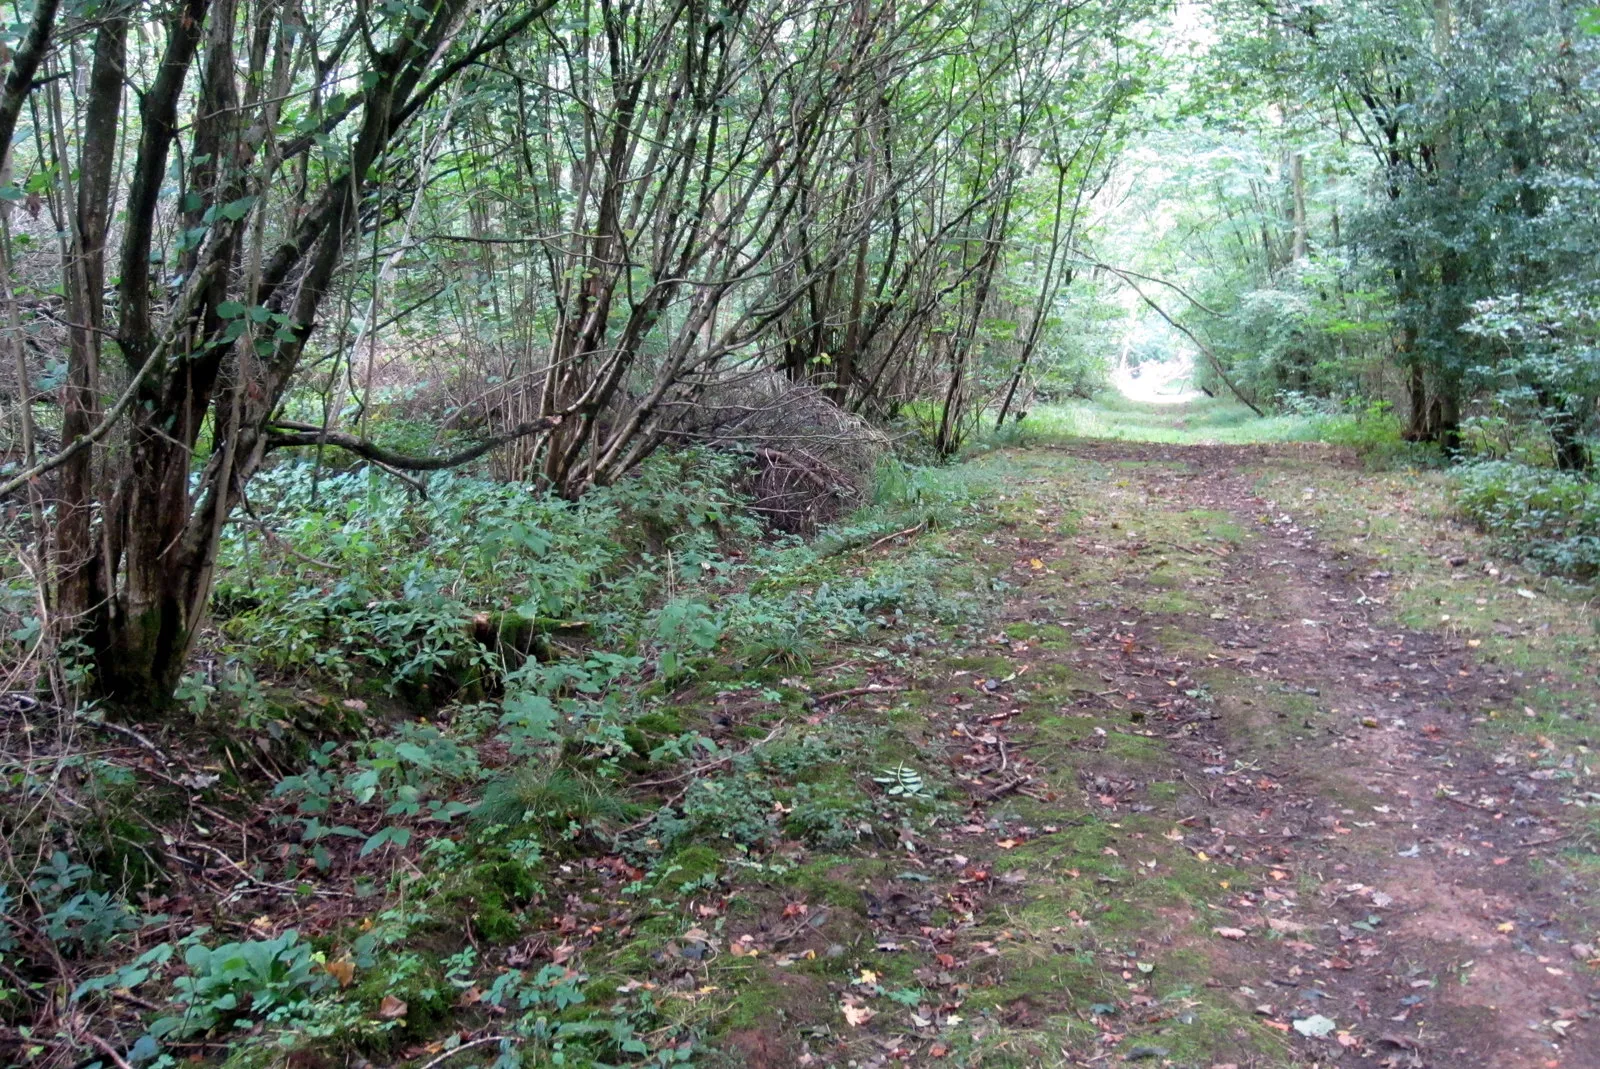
<box><xmin>747</xmin><ymin>439</ymin><xmax>1599</xmax><ymax>1068</ymax></box>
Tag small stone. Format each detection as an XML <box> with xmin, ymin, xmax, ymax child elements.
<box><xmin>1571</xmin><ymin>943</ymin><xmax>1595</xmax><ymax>961</ymax></box>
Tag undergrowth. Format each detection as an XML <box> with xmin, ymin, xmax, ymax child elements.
<box><xmin>1452</xmin><ymin>459</ymin><xmax>1600</xmax><ymax>578</ymax></box>
<box><xmin>0</xmin><ymin>446</ymin><xmax>1006</xmax><ymax>1069</ymax></box>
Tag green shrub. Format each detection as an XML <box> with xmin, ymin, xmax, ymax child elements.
<box><xmin>1453</xmin><ymin>460</ymin><xmax>1600</xmax><ymax>577</ymax></box>
<box><xmin>151</xmin><ymin>931</ymin><xmax>329</xmax><ymax>1041</ymax></box>
<box><xmin>1310</xmin><ymin>401</ymin><xmax>1429</xmax><ymax>466</ymax></box>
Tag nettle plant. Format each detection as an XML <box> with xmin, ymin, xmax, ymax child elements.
<box><xmin>215</xmin><ymin>447</ymin><xmax>758</xmax><ymax>696</ymax></box>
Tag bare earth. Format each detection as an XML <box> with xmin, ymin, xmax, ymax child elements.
<box><xmin>718</xmin><ymin>439</ymin><xmax>1600</xmax><ymax>1068</ymax></box>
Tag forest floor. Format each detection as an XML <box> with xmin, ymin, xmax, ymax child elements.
<box><xmin>22</xmin><ymin>400</ymin><xmax>1600</xmax><ymax>1069</ymax></box>
<box><xmin>676</xmin><ymin>403</ymin><xmax>1600</xmax><ymax>1068</ymax></box>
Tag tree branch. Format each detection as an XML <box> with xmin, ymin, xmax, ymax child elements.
<box><xmin>1072</xmin><ymin>254</ymin><xmax>1265</xmax><ymax>417</ymax></box>
<box><xmin>0</xmin><ymin>0</ymin><xmax>60</xmax><ymax>161</ymax></box>
<box><xmin>264</xmin><ymin>416</ymin><xmax>563</xmax><ymax>471</ymax></box>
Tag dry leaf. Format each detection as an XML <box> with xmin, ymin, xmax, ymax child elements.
<box><xmin>841</xmin><ymin>1002</ymin><xmax>876</xmax><ymax>1027</ymax></box>
<box><xmin>378</xmin><ymin>995</ymin><xmax>408</xmax><ymax>1020</ymax></box>
<box><xmin>1213</xmin><ymin>927</ymin><xmax>1248</xmax><ymax>940</ymax></box>
<box><xmin>324</xmin><ymin>959</ymin><xmax>356</xmax><ymax>987</ymax></box>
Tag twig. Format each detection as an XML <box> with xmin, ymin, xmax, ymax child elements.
<box><xmin>81</xmin><ymin>1031</ymin><xmax>135</xmax><ymax>1069</ymax></box>
<box><xmin>630</xmin><ymin>719</ymin><xmax>788</xmax><ymax>789</ymax></box>
<box><xmin>81</xmin><ymin>718</ymin><xmax>172</xmax><ymax>765</ymax></box>
<box><xmin>974</xmin><ymin>773</ymin><xmax>1031</xmax><ymax>801</ymax></box>
<box><xmin>806</xmin><ymin>684</ymin><xmax>904</xmax><ymax>708</ymax></box>
<box><xmin>410</xmin><ymin>1035</ymin><xmax>516</xmax><ymax>1069</ymax></box>
<box><xmin>236</xmin><ymin>516</ymin><xmax>343</xmax><ymax>572</ymax></box>
<box><xmin>865</xmin><ymin>521</ymin><xmax>927</xmax><ymax>553</ymax></box>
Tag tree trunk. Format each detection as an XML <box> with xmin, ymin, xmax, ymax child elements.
<box><xmin>1290</xmin><ymin>152</ymin><xmax>1308</xmax><ymax>261</ymax></box>
<box><xmin>56</xmin><ymin>18</ymin><xmax>127</xmax><ymax>638</ymax></box>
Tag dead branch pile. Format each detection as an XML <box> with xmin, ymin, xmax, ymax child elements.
<box><xmin>681</xmin><ymin>373</ymin><xmax>890</xmax><ymax>533</ymax></box>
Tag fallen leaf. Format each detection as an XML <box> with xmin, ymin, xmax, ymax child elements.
<box><xmin>841</xmin><ymin>1002</ymin><xmax>876</xmax><ymax>1026</ymax></box>
<box><xmin>378</xmin><ymin>995</ymin><xmax>408</xmax><ymax>1020</ymax></box>
<box><xmin>1213</xmin><ymin>927</ymin><xmax>1248</xmax><ymax>940</ymax></box>
<box><xmin>1293</xmin><ymin>1014</ymin><xmax>1337</xmax><ymax>1038</ymax></box>
<box><xmin>324</xmin><ymin>959</ymin><xmax>356</xmax><ymax>987</ymax></box>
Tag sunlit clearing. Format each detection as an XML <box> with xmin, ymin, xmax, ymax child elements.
<box><xmin>1111</xmin><ymin>349</ymin><xmax>1204</xmax><ymax>404</ymax></box>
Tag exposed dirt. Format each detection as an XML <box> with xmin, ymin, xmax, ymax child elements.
<box><xmin>751</xmin><ymin>439</ymin><xmax>1599</xmax><ymax>1068</ymax></box>
<box><xmin>1060</xmin><ymin>440</ymin><xmax>1595</xmax><ymax>1066</ymax></box>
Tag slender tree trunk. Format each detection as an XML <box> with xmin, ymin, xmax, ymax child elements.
<box><xmin>57</xmin><ymin>18</ymin><xmax>127</xmax><ymax>643</ymax></box>
<box><xmin>1290</xmin><ymin>152</ymin><xmax>1308</xmax><ymax>261</ymax></box>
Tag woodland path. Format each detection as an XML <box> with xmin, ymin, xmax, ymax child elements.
<box><xmin>740</xmin><ymin>438</ymin><xmax>1600</xmax><ymax>1069</ymax></box>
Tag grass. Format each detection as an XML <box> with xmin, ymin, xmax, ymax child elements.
<box><xmin>991</xmin><ymin>394</ymin><xmax>1321</xmax><ymax>447</ymax></box>
<box><xmin>44</xmin><ymin>391</ymin><xmax>1593</xmax><ymax>1069</ymax></box>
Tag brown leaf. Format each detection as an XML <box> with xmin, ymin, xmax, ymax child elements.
<box><xmin>1212</xmin><ymin>927</ymin><xmax>1249</xmax><ymax>940</ymax></box>
<box><xmin>324</xmin><ymin>959</ymin><xmax>356</xmax><ymax>987</ymax></box>
<box><xmin>378</xmin><ymin>995</ymin><xmax>408</xmax><ymax>1020</ymax></box>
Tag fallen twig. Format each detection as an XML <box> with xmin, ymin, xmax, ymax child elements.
<box><xmin>410</xmin><ymin>1035</ymin><xmax>517</xmax><ymax>1069</ymax></box>
<box><xmin>82</xmin><ymin>718</ymin><xmax>172</xmax><ymax>765</ymax></box>
<box><xmin>806</xmin><ymin>684</ymin><xmax>904</xmax><ymax>708</ymax></box>
<box><xmin>631</xmin><ymin>719</ymin><xmax>788</xmax><ymax>789</ymax></box>
<box><xmin>864</xmin><ymin>521</ymin><xmax>927</xmax><ymax>553</ymax></box>
<box><xmin>974</xmin><ymin>773</ymin><xmax>1031</xmax><ymax>801</ymax></box>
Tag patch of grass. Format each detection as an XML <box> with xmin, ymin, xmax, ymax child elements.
<box><xmin>989</xmin><ymin>395</ymin><xmax>1320</xmax><ymax>447</ymax></box>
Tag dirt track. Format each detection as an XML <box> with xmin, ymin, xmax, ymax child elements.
<box><xmin>1014</xmin><ymin>440</ymin><xmax>1598</xmax><ymax>1066</ymax></box>
<box><xmin>769</xmin><ymin>439</ymin><xmax>1600</xmax><ymax>1068</ymax></box>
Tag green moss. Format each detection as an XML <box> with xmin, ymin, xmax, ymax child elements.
<box><xmin>1143</xmin><ymin>590</ymin><xmax>1205</xmax><ymax>614</ymax></box>
<box><xmin>776</xmin><ymin>857</ymin><xmax>873</xmax><ymax>911</ymax></box>
<box><xmin>1102</xmin><ymin>730</ymin><xmax>1165</xmax><ymax>765</ymax></box>
<box><xmin>347</xmin><ymin>956</ymin><xmax>452</xmax><ymax>1051</ymax></box>
<box><xmin>656</xmin><ymin>844</ymin><xmax>721</xmax><ymax>894</ymax></box>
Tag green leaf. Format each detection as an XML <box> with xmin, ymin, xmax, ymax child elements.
<box><xmin>220</xmin><ymin>196</ymin><xmax>256</xmax><ymax>221</ymax></box>
<box><xmin>217</xmin><ymin>300</ymin><xmax>246</xmax><ymax>319</ymax></box>
<box><xmin>359</xmin><ymin>826</ymin><xmax>412</xmax><ymax>857</ymax></box>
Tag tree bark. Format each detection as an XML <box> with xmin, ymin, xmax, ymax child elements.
<box><xmin>56</xmin><ymin>18</ymin><xmax>127</xmax><ymax>637</ymax></box>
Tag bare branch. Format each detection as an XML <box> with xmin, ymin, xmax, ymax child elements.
<box><xmin>264</xmin><ymin>416</ymin><xmax>563</xmax><ymax>471</ymax></box>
